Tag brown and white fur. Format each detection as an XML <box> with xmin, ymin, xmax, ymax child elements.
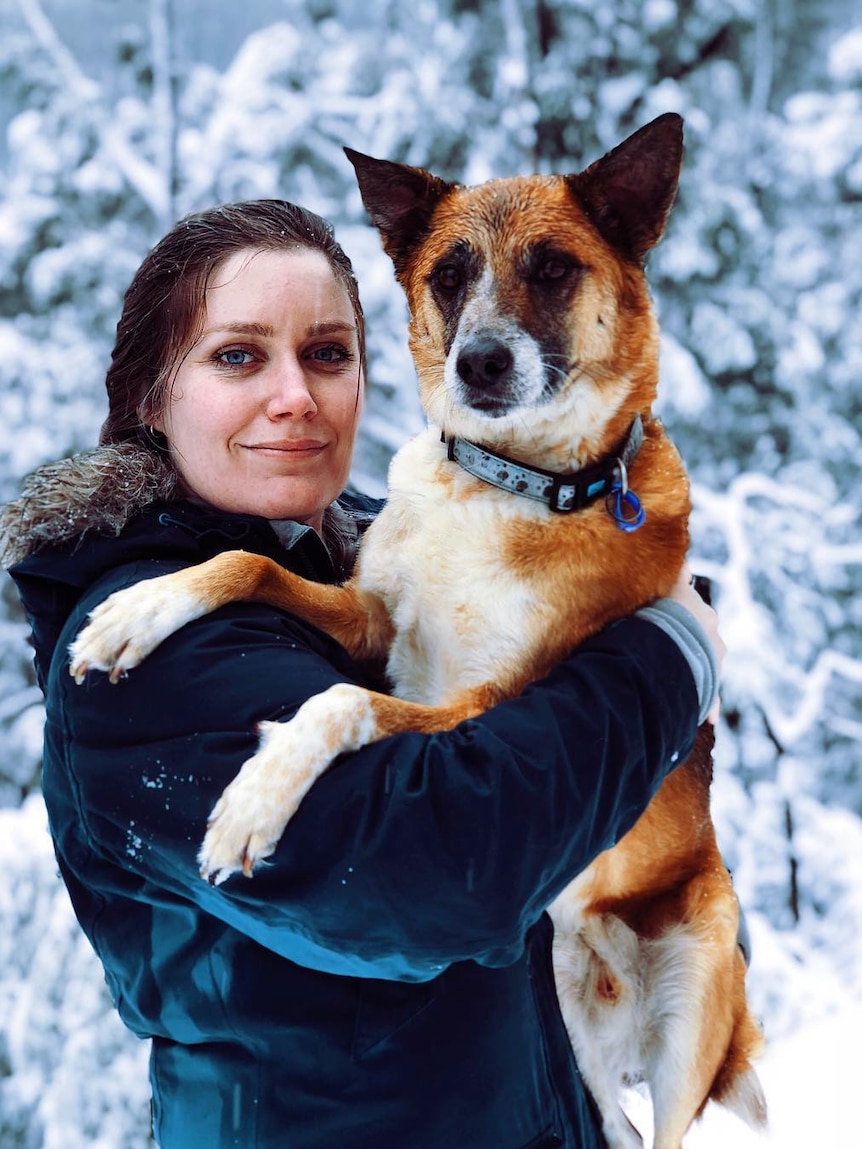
<box><xmin>70</xmin><ymin>114</ymin><xmax>766</xmax><ymax>1148</ymax></box>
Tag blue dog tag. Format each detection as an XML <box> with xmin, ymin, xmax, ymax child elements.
<box><xmin>607</xmin><ymin>483</ymin><xmax>646</xmax><ymax>532</ymax></box>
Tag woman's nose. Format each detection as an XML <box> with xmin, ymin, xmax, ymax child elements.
<box><xmin>265</xmin><ymin>360</ymin><xmax>317</xmax><ymax>420</ymax></box>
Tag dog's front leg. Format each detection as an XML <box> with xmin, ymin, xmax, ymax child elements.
<box><xmin>70</xmin><ymin>551</ymin><xmax>392</xmax><ymax>682</ymax></box>
<box><xmin>199</xmin><ymin>680</ymin><xmax>503</xmax><ymax>884</ymax></box>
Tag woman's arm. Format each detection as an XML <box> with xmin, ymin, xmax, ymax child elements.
<box><xmin>52</xmin><ymin>579</ymin><xmax>703</xmax><ymax>981</ymax></box>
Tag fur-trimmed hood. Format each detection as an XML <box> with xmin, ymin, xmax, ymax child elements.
<box><xmin>3</xmin><ymin>444</ymin><xmax>382</xmax><ymax>688</ymax></box>
<box><xmin>0</xmin><ymin>443</ymin><xmax>178</xmax><ymax>569</ymax></box>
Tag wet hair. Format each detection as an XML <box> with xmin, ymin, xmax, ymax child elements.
<box><xmin>99</xmin><ymin>200</ymin><xmax>366</xmax><ymax>447</ymax></box>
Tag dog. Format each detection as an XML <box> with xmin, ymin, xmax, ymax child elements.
<box><xmin>70</xmin><ymin>113</ymin><xmax>766</xmax><ymax>1149</ymax></box>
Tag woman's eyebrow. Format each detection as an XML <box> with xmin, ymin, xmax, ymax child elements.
<box><xmin>204</xmin><ymin>321</ymin><xmax>276</xmax><ymax>338</ymax></box>
<box><xmin>203</xmin><ymin>320</ymin><xmax>356</xmax><ymax>339</ymax></box>
<box><xmin>305</xmin><ymin>321</ymin><xmax>357</xmax><ymax>337</ymax></box>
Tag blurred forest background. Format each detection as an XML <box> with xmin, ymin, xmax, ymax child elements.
<box><xmin>0</xmin><ymin>0</ymin><xmax>860</xmax><ymax>1145</ymax></box>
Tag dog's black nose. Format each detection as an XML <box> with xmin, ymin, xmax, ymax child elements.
<box><xmin>456</xmin><ymin>335</ymin><xmax>513</xmax><ymax>390</ymax></box>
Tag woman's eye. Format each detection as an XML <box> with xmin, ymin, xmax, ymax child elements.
<box><xmin>310</xmin><ymin>344</ymin><xmax>353</xmax><ymax>366</ymax></box>
<box><xmin>216</xmin><ymin>348</ymin><xmax>255</xmax><ymax>367</ymax></box>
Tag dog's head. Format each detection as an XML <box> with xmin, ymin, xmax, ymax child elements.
<box><xmin>346</xmin><ymin>114</ymin><xmax>682</xmax><ymax>468</ymax></box>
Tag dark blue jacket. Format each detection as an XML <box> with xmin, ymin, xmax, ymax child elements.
<box><xmin>10</xmin><ymin>496</ymin><xmax>699</xmax><ymax>1149</ymax></box>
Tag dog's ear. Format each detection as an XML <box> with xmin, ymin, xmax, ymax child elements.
<box><xmin>344</xmin><ymin>148</ymin><xmax>455</xmax><ymax>277</ymax></box>
<box><xmin>568</xmin><ymin>113</ymin><xmax>684</xmax><ymax>263</ymax></box>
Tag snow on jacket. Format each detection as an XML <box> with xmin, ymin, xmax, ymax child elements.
<box><xmin>4</xmin><ymin>444</ymin><xmax>702</xmax><ymax>1149</ymax></box>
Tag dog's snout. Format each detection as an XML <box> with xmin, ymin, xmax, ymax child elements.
<box><xmin>456</xmin><ymin>335</ymin><xmax>513</xmax><ymax>391</ymax></box>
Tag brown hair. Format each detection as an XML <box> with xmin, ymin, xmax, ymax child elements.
<box><xmin>100</xmin><ymin>200</ymin><xmax>366</xmax><ymax>447</ymax></box>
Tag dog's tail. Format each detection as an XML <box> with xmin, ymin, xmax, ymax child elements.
<box><xmin>714</xmin><ymin>1065</ymin><xmax>768</xmax><ymax>1130</ymax></box>
<box><xmin>709</xmin><ymin>1005</ymin><xmax>768</xmax><ymax>1129</ymax></box>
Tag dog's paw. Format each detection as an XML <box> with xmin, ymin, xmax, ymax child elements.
<box><xmin>68</xmin><ymin>579</ymin><xmax>205</xmax><ymax>684</ymax></box>
<box><xmin>198</xmin><ymin>686</ymin><xmax>379</xmax><ymax>885</ymax></box>
<box><xmin>198</xmin><ymin>720</ymin><xmax>320</xmax><ymax>885</ymax></box>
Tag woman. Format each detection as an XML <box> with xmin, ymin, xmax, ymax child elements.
<box><xmin>3</xmin><ymin>200</ymin><xmax>723</xmax><ymax>1149</ymax></box>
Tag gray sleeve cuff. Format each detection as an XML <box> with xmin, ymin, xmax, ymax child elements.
<box><xmin>634</xmin><ymin>598</ymin><xmax>719</xmax><ymax>725</ymax></box>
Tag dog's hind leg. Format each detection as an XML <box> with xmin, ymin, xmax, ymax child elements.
<box><xmin>643</xmin><ymin>892</ymin><xmax>741</xmax><ymax>1149</ymax></box>
<box><xmin>551</xmin><ymin>912</ymin><xmax>645</xmax><ymax>1149</ymax></box>
<box><xmin>199</xmin><ymin>679</ymin><xmax>506</xmax><ymax>884</ymax></box>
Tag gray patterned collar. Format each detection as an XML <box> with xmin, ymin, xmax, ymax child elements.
<box><xmin>444</xmin><ymin>415</ymin><xmax>645</xmax><ymax>514</ymax></box>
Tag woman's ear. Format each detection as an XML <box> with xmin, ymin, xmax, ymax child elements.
<box><xmin>137</xmin><ymin>399</ymin><xmax>165</xmax><ymax>434</ymax></box>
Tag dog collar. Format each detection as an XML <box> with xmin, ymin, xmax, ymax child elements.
<box><xmin>443</xmin><ymin>415</ymin><xmax>645</xmax><ymax>515</ymax></box>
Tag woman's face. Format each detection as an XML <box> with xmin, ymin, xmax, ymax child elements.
<box><xmin>154</xmin><ymin>247</ymin><xmax>364</xmax><ymax>530</ymax></box>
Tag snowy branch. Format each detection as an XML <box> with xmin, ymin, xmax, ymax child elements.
<box><xmin>102</xmin><ymin>124</ymin><xmax>171</xmax><ymax>221</ymax></box>
<box><xmin>15</xmin><ymin>0</ymin><xmax>170</xmax><ymax>222</ymax></box>
<box><xmin>770</xmin><ymin>648</ymin><xmax>862</xmax><ymax>748</ymax></box>
<box><xmin>692</xmin><ymin>472</ymin><xmax>861</xmax><ymax>748</ymax></box>
<box><xmin>815</xmin><ymin>543</ymin><xmax>862</xmax><ymax>567</ymax></box>
<box><xmin>149</xmin><ymin>0</ymin><xmax>179</xmax><ymax>230</ymax></box>
<box><xmin>14</xmin><ymin>0</ymin><xmax>99</xmax><ymax>102</ymax></box>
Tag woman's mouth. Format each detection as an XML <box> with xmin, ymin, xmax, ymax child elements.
<box><xmin>244</xmin><ymin>440</ymin><xmax>328</xmax><ymax>456</ymax></box>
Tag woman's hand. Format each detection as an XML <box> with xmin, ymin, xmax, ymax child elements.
<box><xmin>668</xmin><ymin>563</ymin><xmax>726</xmax><ymax>723</ymax></box>
<box><xmin>667</xmin><ymin>563</ymin><xmax>726</xmax><ymax>671</ymax></box>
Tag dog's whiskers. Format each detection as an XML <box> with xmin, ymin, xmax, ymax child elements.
<box><xmin>540</xmin><ymin>355</ymin><xmax>575</xmax><ymax>385</ymax></box>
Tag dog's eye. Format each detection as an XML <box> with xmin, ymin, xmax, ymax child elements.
<box><xmin>538</xmin><ymin>256</ymin><xmax>572</xmax><ymax>282</ymax></box>
<box><xmin>434</xmin><ymin>264</ymin><xmax>462</xmax><ymax>292</ymax></box>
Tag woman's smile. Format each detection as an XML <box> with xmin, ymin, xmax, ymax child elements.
<box><xmin>241</xmin><ymin>438</ymin><xmax>329</xmax><ymax>456</ymax></box>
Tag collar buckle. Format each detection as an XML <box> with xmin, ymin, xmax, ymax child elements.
<box><xmin>548</xmin><ymin>477</ymin><xmax>578</xmax><ymax>513</ymax></box>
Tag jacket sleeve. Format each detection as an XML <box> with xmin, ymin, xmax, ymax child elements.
<box><xmin>50</xmin><ymin>564</ymin><xmax>700</xmax><ymax>982</ymax></box>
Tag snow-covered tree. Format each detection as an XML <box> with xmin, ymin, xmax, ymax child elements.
<box><xmin>1</xmin><ymin>1</ymin><xmax>860</xmax><ymax>1144</ymax></box>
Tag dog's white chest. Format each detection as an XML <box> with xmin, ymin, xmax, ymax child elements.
<box><xmin>355</xmin><ymin>431</ymin><xmax>543</xmax><ymax>704</ymax></box>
